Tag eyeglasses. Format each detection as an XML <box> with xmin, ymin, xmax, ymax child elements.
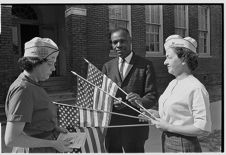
<box><xmin>46</xmin><ymin>60</ymin><xmax>56</xmax><ymax>67</ymax></box>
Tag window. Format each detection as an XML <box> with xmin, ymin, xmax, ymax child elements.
<box><xmin>145</xmin><ymin>5</ymin><xmax>163</xmax><ymax>57</ymax></box>
<box><xmin>174</xmin><ymin>5</ymin><xmax>188</xmax><ymax>37</ymax></box>
<box><xmin>109</xmin><ymin>5</ymin><xmax>131</xmax><ymax>57</ymax></box>
<box><xmin>198</xmin><ymin>6</ymin><xmax>210</xmax><ymax>56</ymax></box>
<box><xmin>109</xmin><ymin>5</ymin><xmax>131</xmax><ymax>31</ymax></box>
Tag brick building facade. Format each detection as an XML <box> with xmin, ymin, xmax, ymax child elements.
<box><xmin>0</xmin><ymin>4</ymin><xmax>223</xmax><ymax>122</ymax></box>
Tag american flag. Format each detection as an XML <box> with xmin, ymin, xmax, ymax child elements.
<box><xmin>56</xmin><ymin>103</ymin><xmax>106</xmax><ymax>153</ymax></box>
<box><xmin>79</xmin><ymin>108</ymin><xmax>104</xmax><ymax>127</ymax></box>
<box><xmin>57</xmin><ymin>103</ymin><xmax>80</xmax><ymax>130</ymax></box>
<box><xmin>85</xmin><ymin>62</ymin><xmax>118</xmax><ymax>126</ymax></box>
<box><xmin>77</xmin><ymin>74</ymin><xmax>117</xmax><ymax>127</ymax></box>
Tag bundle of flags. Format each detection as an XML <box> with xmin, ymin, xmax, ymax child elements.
<box><xmin>56</xmin><ymin>59</ymin><xmax>118</xmax><ymax>153</ymax></box>
<box><xmin>57</xmin><ymin>104</ymin><xmax>106</xmax><ymax>152</ymax></box>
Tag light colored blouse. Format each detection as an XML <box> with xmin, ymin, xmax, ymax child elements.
<box><xmin>159</xmin><ymin>75</ymin><xmax>212</xmax><ymax>132</ymax></box>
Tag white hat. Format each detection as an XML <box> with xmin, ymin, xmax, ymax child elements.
<box><xmin>164</xmin><ymin>35</ymin><xmax>197</xmax><ymax>53</ymax></box>
<box><xmin>24</xmin><ymin>37</ymin><xmax>59</xmax><ymax>59</ymax></box>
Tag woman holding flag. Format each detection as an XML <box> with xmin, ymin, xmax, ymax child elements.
<box><xmin>4</xmin><ymin>37</ymin><xmax>73</xmax><ymax>153</ymax></box>
<box><xmin>140</xmin><ymin>35</ymin><xmax>212</xmax><ymax>152</ymax></box>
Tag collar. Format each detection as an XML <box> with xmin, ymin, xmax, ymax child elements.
<box><xmin>119</xmin><ymin>52</ymin><xmax>133</xmax><ymax>63</ymax></box>
<box><xmin>21</xmin><ymin>72</ymin><xmax>41</xmax><ymax>87</ymax></box>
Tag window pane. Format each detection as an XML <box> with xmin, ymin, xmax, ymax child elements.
<box><xmin>145</xmin><ymin>5</ymin><xmax>160</xmax><ymax>24</ymax></box>
<box><xmin>145</xmin><ymin>5</ymin><xmax>161</xmax><ymax>52</ymax></box>
<box><xmin>198</xmin><ymin>6</ymin><xmax>208</xmax><ymax>30</ymax></box>
<box><xmin>109</xmin><ymin>5</ymin><xmax>129</xmax><ymax>30</ymax></box>
<box><xmin>198</xmin><ymin>31</ymin><xmax>207</xmax><ymax>53</ymax></box>
<box><xmin>198</xmin><ymin>6</ymin><xmax>209</xmax><ymax>55</ymax></box>
<box><xmin>175</xmin><ymin>5</ymin><xmax>186</xmax><ymax>28</ymax></box>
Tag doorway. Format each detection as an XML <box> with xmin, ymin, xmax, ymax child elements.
<box><xmin>20</xmin><ymin>24</ymin><xmax>39</xmax><ymax>56</ymax></box>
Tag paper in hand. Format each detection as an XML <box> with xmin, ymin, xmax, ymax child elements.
<box><xmin>57</xmin><ymin>132</ymin><xmax>86</xmax><ymax>148</ymax></box>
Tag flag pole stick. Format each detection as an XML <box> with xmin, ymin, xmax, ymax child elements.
<box><xmin>53</xmin><ymin>101</ymin><xmax>148</xmax><ymax>121</ymax></box>
<box><xmin>71</xmin><ymin>71</ymin><xmax>150</xmax><ymax>120</ymax></box>
<box><xmin>102</xmin><ymin>124</ymin><xmax>152</xmax><ymax>128</ymax></box>
<box><xmin>84</xmin><ymin>59</ymin><xmax>156</xmax><ymax>120</ymax></box>
<box><xmin>71</xmin><ymin>71</ymin><xmax>151</xmax><ymax>120</ymax></box>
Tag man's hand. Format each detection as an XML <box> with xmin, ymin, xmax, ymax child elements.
<box><xmin>126</xmin><ymin>92</ymin><xmax>142</xmax><ymax>108</ymax></box>
<box><xmin>138</xmin><ymin>109</ymin><xmax>159</xmax><ymax>124</ymax></box>
<box><xmin>113</xmin><ymin>97</ymin><xmax>125</xmax><ymax>110</ymax></box>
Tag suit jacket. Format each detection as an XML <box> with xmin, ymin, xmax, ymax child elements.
<box><xmin>102</xmin><ymin>53</ymin><xmax>158</xmax><ymax>140</ymax></box>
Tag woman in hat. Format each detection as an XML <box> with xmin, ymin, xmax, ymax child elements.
<box><xmin>140</xmin><ymin>35</ymin><xmax>212</xmax><ymax>152</ymax></box>
<box><xmin>4</xmin><ymin>37</ymin><xmax>73</xmax><ymax>153</ymax></box>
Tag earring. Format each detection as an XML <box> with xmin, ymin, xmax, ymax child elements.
<box><xmin>182</xmin><ymin>62</ymin><xmax>185</xmax><ymax>65</ymax></box>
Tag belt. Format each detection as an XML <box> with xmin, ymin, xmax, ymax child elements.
<box><xmin>163</xmin><ymin>131</ymin><xmax>197</xmax><ymax>140</ymax></box>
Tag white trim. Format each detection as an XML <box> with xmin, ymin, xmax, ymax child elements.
<box><xmin>145</xmin><ymin>5</ymin><xmax>164</xmax><ymax>57</ymax></box>
<box><xmin>185</xmin><ymin>5</ymin><xmax>189</xmax><ymax>36</ymax></box>
<box><xmin>127</xmin><ymin>5</ymin><xmax>132</xmax><ymax>35</ymax></box>
<box><xmin>65</xmin><ymin>7</ymin><xmax>87</xmax><ymax>17</ymax></box>
<box><xmin>198</xmin><ymin>53</ymin><xmax>212</xmax><ymax>58</ymax></box>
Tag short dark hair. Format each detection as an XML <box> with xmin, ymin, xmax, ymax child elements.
<box><xmin>175</xmin><ymin>47</ymin><xmax>199</xmax><ymax>71</ymax></box>
<box><xmin>110</xmin><ymin>27</ymin><xmax>130</xmax><ymax>36</ymax></box>
<box><xmin>18</xmin><ymin>57</ymin><xmax>45</xmax><ymax>72</ymax></box>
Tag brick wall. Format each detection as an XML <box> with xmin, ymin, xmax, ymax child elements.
<box><xmin>131</xmin><ymin>5</ymin><xmax>146</xmax><ymax>57</ymax></box>
<box><xmin>0</xmin><ymin>5</ymin><xmax>16</xmax><ymax>121</ymax></box>
<box><xmin>0</xmin><ymin>5</ymin><xmax>15</xmax><ymax>106</ymax></box>
<box><xmin>86</xmin><ymin>5</ymin><xmax>109</xmax><ymax>70</ymax></box>
<box><xmin>65</xmin><ymin>5</ymin><xmax>87</xmax><ymax>91</ymax></box>
<box><xmin>163</xmin><ymin>5</ymin><xmax>175</xmax><ymax>40</ymax></box>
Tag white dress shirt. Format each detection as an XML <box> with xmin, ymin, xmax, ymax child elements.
<box><xmin>118</xmin><ymin>52</ymin><xmax>133</xmax><ymax>79</ymax></box>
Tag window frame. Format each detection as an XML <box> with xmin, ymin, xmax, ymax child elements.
<box><xmin>145</xmin><ymin>5</ymin><xmax>164</xmax><ymax>58</ymax></box>
<box><xmin>108</xmin><ymin>5</ymin><xmax>131</xmax><ymax>57</ymax></box>
<box><xmin>198</xmin><ymin>5</ymin><xmax>211</xmax><ymax>57</ymax></box>
<box><xmin>174</xmin><ymin>5</ymin><xmax>189</xmax><ymax>37</ymax></box>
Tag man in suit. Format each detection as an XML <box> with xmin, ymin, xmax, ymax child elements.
<box><xmin>102</xmin><ymin>27</ymin><xmax>158</xmax><ymax>152</ymax></box>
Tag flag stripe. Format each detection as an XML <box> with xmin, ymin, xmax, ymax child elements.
<box><xmin>84</xmin><ymin>127</ymin><xmax>94</xmax><ymax>152</ymax></box>
<box><xmin>92</xmin><ymin>127</ymin><xmax>102</xmax><ymax>152</ymax></box>
<box><xmin>79</xmin><ymin>109</ymin><xmax>84</xmax><ymax>127</ymax></box>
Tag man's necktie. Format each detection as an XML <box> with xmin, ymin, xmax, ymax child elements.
<box><xmin>119</xmin><ymin>58</ymin><xmax>125</xmax><ymax>80</ymax></box>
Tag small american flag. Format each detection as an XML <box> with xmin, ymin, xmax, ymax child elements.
<box><xmin>85</xmin><ymin>62</ymin><xmax>118</xmax><ymax>126</ymax></box>
<box><xmin>77</xmin><ymin>75</ymin><xmax>117</xmax><ymax>127</ymax></box>
<box><xmin>56</xmin><ymin>103</ymin><xmax>106</xmax><ymax>153</ymax></box>
<box><xmin>57</xmin><ymin>103</ymin><xmax>80</xmax><ymax>130</ymax></box>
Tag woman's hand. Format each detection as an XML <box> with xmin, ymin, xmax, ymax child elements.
<box><xmin>54</xmin><ymin>126</ymin><xmax>68</xmax><ymax>133</ymax></box>
<box><xmin>152</xmin><ymin>118</ymin><xmax>171</xmax><ymax>131</ymax></box>
<box><xmin>138</xmin><ymin>109</ymin><xmax>160</xmax><ymax>123</ymax></box>
<box><xmin>52</xmin><ymin>137</ymin><xmax>74</xmax><ymax>153</ymax></box>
